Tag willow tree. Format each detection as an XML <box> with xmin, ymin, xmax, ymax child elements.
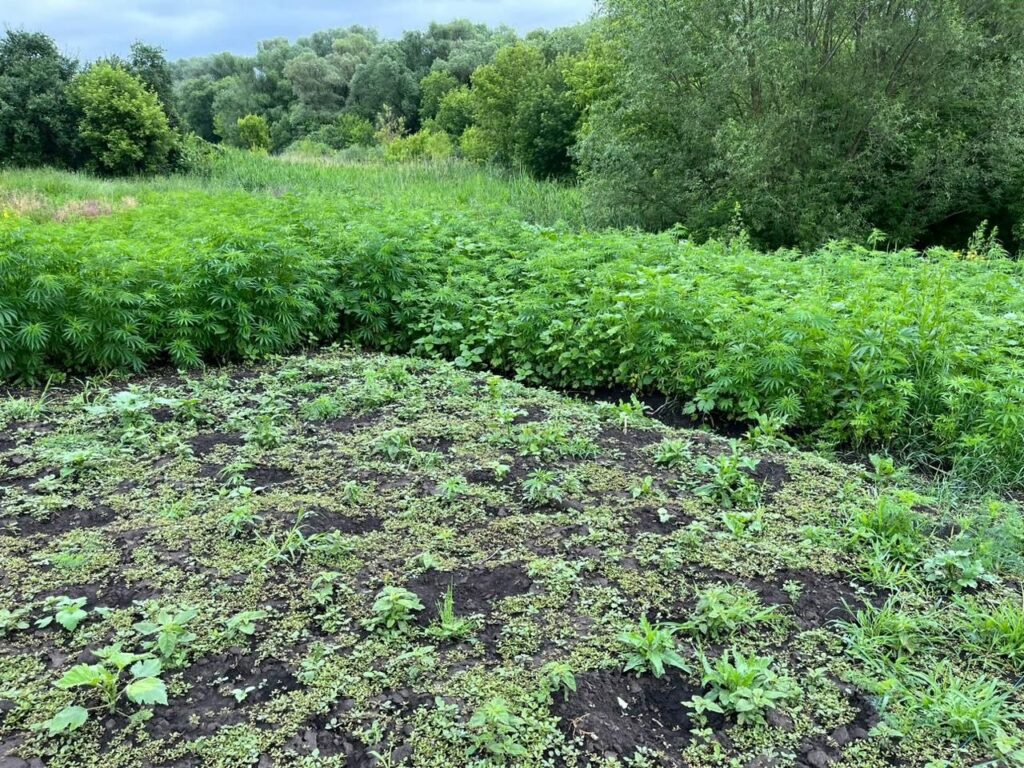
<box><xmin>577</xmin><ymin>0</ymin><xmax>1024</xmax><ymax>248</ymax></box>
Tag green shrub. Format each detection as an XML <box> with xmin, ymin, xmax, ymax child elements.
<box><xmin>236</xmin><ymin>114</ymin><xmax>270</xmax><ymax>152</ymax></box>
<box><xmin>69</xmin><ymin>63</ymin><xmax>174</xmax><ymax>175</ymax></box>
<box><xmin>384</xmin><ymin>128</ymin><xmax>453</xmax><ymax>163</ymax></box>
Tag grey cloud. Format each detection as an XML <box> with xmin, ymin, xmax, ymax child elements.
<box><xmin>1</xmin><ymin>0</ymin><xmax>595</xmax><ymax>60</ymax></box>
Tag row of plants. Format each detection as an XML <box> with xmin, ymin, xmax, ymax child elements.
<box><xmin>1</xmin><ymin>178</ymin><xmax>1022</xmax><ymax>490</ymax></box>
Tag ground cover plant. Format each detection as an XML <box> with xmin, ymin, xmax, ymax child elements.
<box><xmin>1</xmin><ymin>347</ymin><xmax>1024</xmax><ymax>767</ymax></box>
<box><xmin>1</xmin><ymin>156</ymin><xmax>1022</xmax><ymax>493</ymax></box>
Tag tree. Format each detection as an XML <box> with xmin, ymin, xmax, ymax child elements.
<box><xmin>577</xmin><ymin>0</ymin><xmax>1024</xmax><ymax>248</ymax></box>
<box><xmin>126</xmin><ymin>42</ymin><xmax>178</xmax><ymax>125</ymax></box>
<box><xmin>347</xmin><ymin>44</ymin><xmax>420</xmax><ymax>127</ymax></box>
<box><xmin>70</xmin><ymin>63</ymin><xmax>174</xmax><ymax>175</ymax></box>
<box><xmin>177</xmin><ymin>75</ymin><xmax>219</xmax><ymax>141</ymax></box>
<box><xmin>434</xmin><ymin>86</ymin><xmax>474</xmax><ymax>137</ymax></box>
<box><xmin>419</xmin><ymin>70</ymin><xmax>458</xmax><ymax>122</ymax></box>
<box><xmin>236</xmin><ymin>114</ymin><xmax>270</xmax><ymax>151</ymax></box>
<box><xmin>471</xmin><ymin>43</ymin><xmax>579</xmax><ymax>177</ymax></box>
<box><xmin>0</xmin><ymin>30</ymin><xmax>77</xmax><ymax>167</ymax></box>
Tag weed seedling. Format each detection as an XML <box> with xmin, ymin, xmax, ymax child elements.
<box><xmin>42</xmin><ymin>645</ymin><xmax>167</xmax><ymax>735</ymax></box>
<box><xmin>363</xmin><ymin>587</ymin><xmax>424</xmax><ymax>633</ymax></box>
<box><xmin>619</xmin><ymin>617</ymin><xmax>690</xmax><ymax>678</ymax></box>
<box><xmin>654</xmin><ymin>439</ymin><xmax>691</xmax><ymax>469</ymax></box>
<box><xmin>922</xmin><ymin>550</ymin><xmax>997</xmax><ymax>593</ymax></box>
<box><xmin>222</xmin><ymin>610</ymin><xmax>269</xmax><ymax>643</ymax></box>
<box><xmin>522</xmin><ymin>469</ymin><xmax>564</xmax><ymax>507</ymax></box>
<box><xmin>426</xmin><ymin>585</ymin><xmax>481</xmax><ymax>641</ymax></box>
<box><xmin>133</xmin><ymin>607</ymin><xmax>198</xmax><ymax>667</ymax></box>
<box><xmin>467</xmin><ymin>697</ymin><xmax>528</xmax><ymax>760</ymax></box>
<box><xmin>36</xmin><ymin>597</ymin><xmax>89</xmax><ymax>633</ymax></box>
<box><xmin>696</xmin><ymin>441</ymin><xmax>762</xmax><ymax>509</ymax></box>
<box><xmin>688</xmin><ymin>650</ymin><xmax>798</xmax><ymax>726</ymax></box>
<box><xmin>677</xmin><ymin>584</ymin><xmax>779</xmax><ymax>641</ymax></box>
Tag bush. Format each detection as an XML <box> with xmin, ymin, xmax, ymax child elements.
<box><xmin>69</xmin><ymin>63</ymin><xmax>174</xmax><ymax>175</ymax></box>
<box><xmin>307</xmin><ymin>113</ymin><xmax>376</xmax><ymax>150</ymax></box>
<box><xmin>236</xmin><ymin>114</ymin><xmax>270</xmax><ymax>152</ymax></box>
<box><xmin>384</xmin><ymin>129</ymin><xmax>453</xmax><ymax>163</ymax></box>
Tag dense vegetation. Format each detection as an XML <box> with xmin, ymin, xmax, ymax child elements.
<box><xmin>2</xmin><ymin>348</ymin><xmax>1024</xmax><ymax>766</ymax></box>
<box><xmin>2</xmin><ymin>156</ymin><xmax>1022</xmax><ymax>491</ymax></box>
<box><xmin>5</xmin><ymin>2</ymin><xmax>1024</xmax><ymax>250</ymax></box>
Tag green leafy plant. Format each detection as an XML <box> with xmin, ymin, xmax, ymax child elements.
<box><xmin>466</xmin><ymin>697</ymin><xmax>528</xmax><ymax>760</ymax></box>
<box><xmin>43</xmin><ymin>644</ymin><xmax>167</xmax><ymax>735</ymax></box>
<box><xmin>895</xmin><ymin>665</ymin><xmax>1024</xmax><ymax>758</ymax></box>
<box><xmin>363</xmin><ymin>586</ymin><xmax>424</xmax><ymax>633</ymax></box>
<box><xmin>653</xmin><ymin>439</ymin><xmax>691</xmax><ymax>469</ymax></box>
<box><xmin>0</xmin><ymin>606</ymin><xmax>31</xmax><ymax>637</ymax></box>
<box><xmin>688</xmin><ymin>650</ymin><xmax>798</xmax><ymax>725</ymax></box>
<box><xmin>696</xmin><ymin>441</ymin><xmax>762</xmax><ymax>509</ymax></box>
<box><xmin>835</xmin><ymin>598</ymin><xmax>938</xmax><ymax>672</ymax></box>
<box><xmin>522</xmin><ymin>469</ymin><xmax>565</xmax><ymax>507</ymax></box>
<box><xmin>848</xmin><ymin>494</ymin><xmax>926</xmax><ymax>564</ymax></box>
<box><xmin>35</xmin><ymin>596</ymin><xmax>88</xmax><ymax>633</ymax></box>
<box><xmin>133</xmin><ymin>607</ymin><xmax>198</xmax><ymax>667</ymax></box>
<box><xmin>371</xmin><ymin>430</ymin><xmax>417</xmax><ymax>462</ymax></box>
<box><xmin>958</xmin><ymin>598</ymin><xmax>1024</xmax><ymax>670</ymax></box>
<box><xmin>677</xmin><ymin>584</ymin><xmax>779</xmax><ymax>641</ymax></box>
<box><xmin>922</xmin><ymin>550</ymin><xmax>997</xmax><ymax>593</ymax></box>
<box><xmin>221</xmin><ymin>610</ymin><xmax>269</xmax><ymax>642</ymax></box>
<box><xmin>619</xmin><ymin>617</ymin><xmax>690</xmax><ymax>678</ymax></box>
<box><xmin>426</xmin><ymin>585</ymin><xmax>481</xmax><ymax>641</ymax></box>
<box><xmin>537</xmin><ymin>661</ymin><xmax>576</xmax><ymax>703</ymax></box>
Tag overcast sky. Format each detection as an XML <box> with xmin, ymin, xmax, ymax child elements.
<box><xmin>1</xmin><ymin>0</ymin><xmax>597</xmax><ymax>61</ymax></box>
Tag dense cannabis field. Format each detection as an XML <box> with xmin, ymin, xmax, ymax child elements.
<box><xmin>1</xmin><ymin>348</ymin><xmax>1023</xmax><ymax>767</ymax></box>
<box><xmin>1</xmin><ymin>156</ymin><xmax>1022</xmax><ymax>491</ymax></box>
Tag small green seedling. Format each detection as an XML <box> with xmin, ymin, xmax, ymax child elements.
<box><xmin>133</xmin><ymin>607</ymin><xmax>198</xmax><ymax>667</ymax></box>
<box><xmin>222</xmin><ymin>610</ymin><xmax>269</xmax><ymax>642</ymax></box>
<box><xmin>43</xmin><ymin>644</ymin><xmax>167</xmax><ymax>735</ymax></box>
<box><xmin>688</xmin><ymin>650</ymin><xmax>798</xmax><ymax>726</ymax></box>
<box><xmin>426</xmin><ymin>585</ymin><xmax>481</xmax><ymax>641</ymax></box>
<box><xmin>363</xmin><ymin>587</ymin><xmax>424</xmax><ymax>633</ymax></box>
<box><xmin>36</xmin><ymin>597</ymin><xmax>89</xmax><ymax>633</ymax></box>
<box><xmin>467</xmin><ymin>697</ymin><xmax>528</xmax><ymax>760</ymax></box>
<box><xmin>619</xmin><ymin>617</ymin><xmax>690</xmax><ymax>678</ymax></box>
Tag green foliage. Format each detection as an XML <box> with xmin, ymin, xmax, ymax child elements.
<box><xmin>579</xmin><ymin>0</ymin><xmax>1024</xmax><ymax>250</ymax></box>
<box><xmin>36</xmin><ymin>596</ymin><xmax>89</xmax><ymax>633</ymax></box>
<box><xmin>695</xmin><ymin>441</ymin><xmax>761</xmax><ymax>509</ymax></box>
<box><xmin>0</xmin><ymin>31</ymin><xmax>78</xmax><ymax>168</ymax></box>
<box><xmin>384</xmin><ymin>128</ymin><xmax>453</xmax><ymax>163</ymax></box>
<box><xmin>44</xmin><ymin>644</ymin><xmax>167</xmax><ymax>734</ymax></box>
<box><xmin>521</xmin><ymin>469</ymin><xmax>565</xmax><ymax>507</ymax></box>
<box><xmin>896</xmin><ymin>665</ymin><xmax>1024</xmax><ymax>757</ymax></box>
<box><xmin>921</xmin><ymin>549</ymin><xmax>997</xmax><ymax>593</ymax></box>
<box><xmin>363</xmin><ymin>586</ymin><xmax>424</xmax><ymax>633</ymax></box>
<box><xmin>471</xmin><ymin>43</ymin><xmax>579</xmax><ymax>177</ymax></box>
<box><xmin>69</xmin><ymin>63</ymin><xmax>174</xmax><ymax>175</ymax></box>
<box><xmin>235</xmin><ymin>114</ymin><xmax>270</xmax><ymax>152</ymax></box>
<box><xmin>619</xmin><ymin>616</ymin><xmax>690</xmax><ymax>678</ymax></box>
<box><xmin>678</xmin><ymin>584</ymin><xmax>778</xmax><ymax>641</ymax></box>
<box><xmin>848</xmin><ymin>494</ymin><xmax>927</xmax><ymax>564</ymax></box>
<box><xmin>688</xmin><ymin>650</ymin><xmax>798</xmax><ymax>726</ymax></box>
<box><xmin>426</xmin><ymin>585</ymin><xmax>481</xmax><ymax>641</ymax></box>
<box><xmin>466</xmin><ymin>697</ymin><xmax>528</xmax><ymax>760</ymax></box>
<box><xmin>958</xmin><ymin>598</ymin><xmax>1024</xmax><ymax>670</ymax></box>
<box><xmin>133</xmin><ymin>607</ymin><xmax>198</xmax><ymax>666</ymax></box>
<box><xmin>835</xmin><ymin>598</ymin><xmax>939</xmax><ymax>671</ymax></box>
<box><xmin>419</xmin><ymin>70</ymin><xmax>459</xmax><ymax>122</ymax></box>
<box><xmin>3</xmin><ymin>159</ymin><xmax>1024</xmax><ymax>491</ymax></box>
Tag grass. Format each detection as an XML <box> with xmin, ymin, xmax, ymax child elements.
<box><xmin>0</xmin><ymin>348</ymin><xmax>1022</xmax><ymax>766</ymax></box>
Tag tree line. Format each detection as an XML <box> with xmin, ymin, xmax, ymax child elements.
<box><xmin>2</xmin><ymin>1</ymin><xmax>1023</xmax><ymax>251</ymax></box>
